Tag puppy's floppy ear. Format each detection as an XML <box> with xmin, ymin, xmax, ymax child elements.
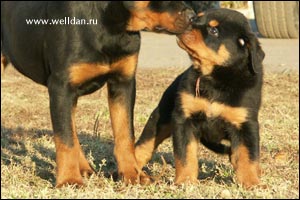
<box><xmin>247</xmin><ymin>36</ymin><xmax>265</xmax><ymax>75</ymax></box>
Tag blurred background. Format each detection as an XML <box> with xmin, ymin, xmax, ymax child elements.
<box><xmin>138</xmin><ymin>1</ymin><xmax>299</xmax><ymax>73</ymax></box>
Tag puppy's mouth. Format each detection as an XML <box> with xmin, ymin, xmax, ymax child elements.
<box><xmin>176</xmin><ymin>36</ymin><xmax>202</xmax><ymax>66</ymax></box>
<box><xmin>155</xmin><ymin>26</ymin><xmax>181</xmax><ymax>34</ymax></box>
<box><xmin>142</xmin><ymin>26</ymin><xmax>181</xmax><ymax>35</ymax></box>
<box><xmin>152</xmin><ymin>25</ymin><xmax>192</xmax><ymax>35</ymax></box>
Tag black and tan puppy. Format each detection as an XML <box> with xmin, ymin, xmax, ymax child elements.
<box><xmin>1</xmin><ymin>1</ymin><xmax>194</xmax><ymax>187</ymax></box>
<box><xmin>135</xmin><ymin>8</ymin><xmax>265</xmax><ymax>188</ymax></box>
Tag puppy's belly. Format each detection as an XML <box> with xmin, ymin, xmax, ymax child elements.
<box><xmin>194</xmin><ymin>114</ymin><xmax>229</xmax><ymax>144</ymax></box>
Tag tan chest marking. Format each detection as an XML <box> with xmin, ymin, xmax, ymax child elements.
<box><xmin>180</xmin><ymin>92</ymin><xmax>248</xmax><ymax>129</ymax></box>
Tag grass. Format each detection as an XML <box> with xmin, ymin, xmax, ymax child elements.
<box><xmin>1</xmin><ymin>66</ymin><xmax>299</xmax><ymax>199</ymax></box>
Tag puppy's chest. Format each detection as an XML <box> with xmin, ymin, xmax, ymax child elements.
<box><xmin>180</xmin><ymin>78</ymin><xmax>248</xmax><ymax>130</ymax></box>
<box><xmin>197</xmin><ymin>77</ymin><xmax>230</xmax><ymax>101</ymax></box>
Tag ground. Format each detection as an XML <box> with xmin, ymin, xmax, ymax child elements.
<box><xmin>1</xmin><ymin>64</ymin><xmax>299</xmax><ymax>198</ymax></box>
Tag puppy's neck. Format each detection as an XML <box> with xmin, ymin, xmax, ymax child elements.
<box><xmin>193</xmin><ymin>61</ymin><xmax>214</xmax><ymax>76</ymax></box>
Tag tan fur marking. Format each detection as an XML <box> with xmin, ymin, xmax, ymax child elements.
<box><xmin>209</xmin><ymin>19</ymin><xmax>219</xmax><ymax>27</ymax></box>
<box><xmin>111</xmin><ymin>54</ymin><xmax>138</xmax><ymax>78</ymax></box>
<box><xmin>220</xmin><ymin>139</ymin><xmax>231</xmax><ymax>147</ymax></box>
<box><xmin>217</xmin><ymin>45</ymin><xmax>231</xmax><ymax>64</ymax></box>
<box><xmin>55</xmin><ymin>105</ymin><xmax>88</xmax><ymax>187</ymax></box>
<box><xmin>69</xmin><ymin>63</ymin><xmax>110</xmax><ymax>85</ymax></box>
<box><xmin>134</xmin><ymin>1</ymin><xmax>150</xmax><ymax>9</ymax></box>
<box><xmin>71</xmin><ymin>106</ymin><xmax>94</xmax><ymax>177</ymax></box>
<box><xmin>178</xmin><ymin>30</ymin><xmax>230</xmax><ymax>75</ymax></box>
<box><xmin>180</xmin><ymin>92</ymin><xmax>248</xmax><ymax>129</ymax></box>
<box><xmin>69</xmin><ymin>54</ymin><xmax>138</xmax><ymax>85</ymax></box>
<box><xmin>231</xmin><ymin>145</ymin><xmax>260</xmax><ymax>188</ymax></box>
<box><xmin>135</xmin><ymin>138</ymin><xmax>155</xmax><ymax>169</ymax></box>
<box><xmin>54</xmin><ymin>135</ymin><xmax>82</xmax><ymax>187</ymax></box>
<box><xmin>127</xmin><ymin>12</ymin><xmax>149</xmax><ymax>31</ymax></box>
<box><xmin>1</xmin><ymin>54</ymin><xmax>7</xmax><ymax>74</ymax></box>
<box><xmin>210</xmin><ymin>102</ymin><xmax>248</xmax><ymax>129</ymax></box>
<box><xmin>197</xmin><ymin>12</ymin><xmax>205</xmax><ymax>17</ymax></box>
<box><xmin>199</xmin><ymin>60</ymin><xmax>215</xmax><ymax>75</ymax></box>
<box><xmin>175</xmin><ymin>135</ymin><xmax>199</xmax><ymax>184</ymax></box>
<box><xmin>135</xmin><ymin>124</ymin><xmax>172</xmax><ymax>169</ymax></box>
<box><xmin>108</xmin><ymin>99</ymin><xmax>131</xmax><ymax>143</ymax></box>
<box><xmin>126</xmin><ymin>2</ymin><xmax>153</xmax><ymax>31</ymax></box>
<box><xmin>127</xmin><ymin>6</ymin><xmax>181</xmax><ymax>32</ymax></box>
<box><xmin>127</xmin><ymin>11</ymin><xmax>170</xmax><ymax>32</ymax></box>
<box><xmin>156</xmin><ymin>12</ymin><xmax>177</xmax><ymax>30</ymax></box>
<box><xmin>180</xmin><ymin>92</ymin><xmax>210</xmax><ymax>118</ymax></box>
<box><xmin>108</xmin><ymin>97</ymin><xmax>140</xmax><ymax>183</ymax></box>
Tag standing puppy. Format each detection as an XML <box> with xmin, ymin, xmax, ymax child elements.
<box><xmin>1</xmin><ymin>1</ymin><xmax>194</xmax><ymax>187</ymax></box>
<box><xmin>135</xmin><ymin>8</ymin><xmax>265</xmax><ymax>188</ymax></box>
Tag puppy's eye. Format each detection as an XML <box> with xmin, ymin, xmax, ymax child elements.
<box><xmin>238</xmin><ymin>38</ymin><xmax>246</xmax><ymax>47</ymax></box>
<box><xmin>208</xmin><ymin>27</ymin><xmax>219</xmax><ymax>37</ymax></box>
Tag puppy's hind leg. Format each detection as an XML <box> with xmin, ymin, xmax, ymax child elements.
<box><xmin>135</xmin><ymin>107</ymin><xmax>173</xmax><ymax>169</ymax></box>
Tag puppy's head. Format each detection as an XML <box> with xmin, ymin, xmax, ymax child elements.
<box><xmin>177</xmin><ymin>8</ymin><xmax>265</xmax><ymax>75</ymax></box>
<box><xmin>124</xmin><ymin>1</ymin><xmax>195</xmax><ymax>34</ymax></box>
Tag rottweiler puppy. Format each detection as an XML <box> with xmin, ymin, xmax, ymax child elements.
<box><xmin>135</xmin><ymin>8</ymin><xmax>265</xmax><ymax>188</ymax></box>
<box><xmin>1</xmin><ymin>1</ymin><xmax>194</xmax><ymax>187</ymax></box>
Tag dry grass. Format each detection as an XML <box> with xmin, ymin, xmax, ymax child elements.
<box><xmin>1</xmin><ymin>66</ymin><xmax>299</xmax><ymax>199</ymax></box>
